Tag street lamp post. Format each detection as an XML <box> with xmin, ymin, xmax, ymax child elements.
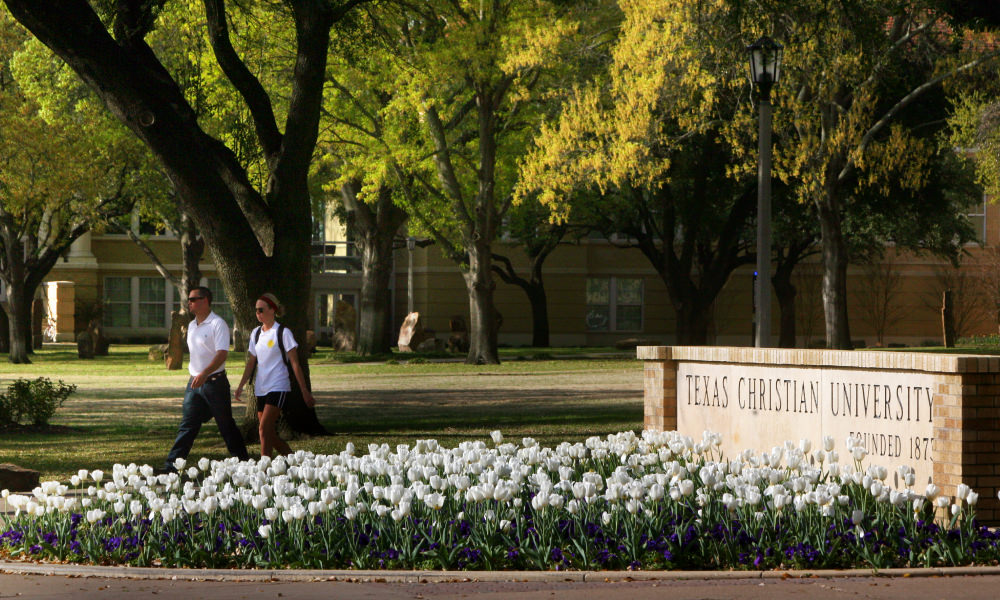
<box><xmin>406</xmin><ymin>236</ymin><xmax>416</xmax><ymax>315</ymax></box>
<box><xmin>747</xmin><ymin>36</ymin><xmax>783</xmax><ymax>348</ymax></box>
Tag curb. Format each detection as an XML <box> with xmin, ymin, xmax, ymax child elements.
<box><xmin>4</xmin><ymin>561</ymin><xmax>1000</xmax><ymax>583</ymax></box>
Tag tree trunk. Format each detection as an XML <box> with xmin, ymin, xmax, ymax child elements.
<box><xmin>772</xmin><ymin>261</ymin><xmax>798</xmax><ymax>348</ymax></box>
<box><xmin>817</xmin><ymin>198</ymin><xmax>853</xmax><ymax>349</ymax></box>
<box><xmin>491</xmin><ymin>248</ymin><xmax>557</xmax><ymax>349</ymax></box>
<box><xmin>356</xmin><ymin>230</ymin><xmax>395</xmax><ymax>355</ymax></box>
<box><xmin>465</xmin><ymin>242</ymin><xmax>499</xmax><ymax>364</ymax></box>
<box><xmin>5</xmin><ymin>279</ymin><xmax>34</xmax><ymax>364</ymax></box>
<box><xmin>675</xmin><ymin>300</ymin><xmax>711</xmax><ymax>345</ymax></box>
<box><xmin>0</xmin><ymin>308</ymin><xmax>9</xmax><ymax>354</ymax></box>
<box><xmin>179</xmin><ymin>211</ymin><xmax>204</xmax><ymax>306</ymax></box>
<box><xmin>342</xmin><ymin>183</ymin><xmax>407</xmax><ymax>356</ymax></box>
<box><xmin>526</xmin><ymin>283</ymin><xmax>550</xmax><ymax>348</ymax></box>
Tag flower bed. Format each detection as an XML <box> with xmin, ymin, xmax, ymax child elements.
<box><xmin>2</xmin><ymin>430</ymin><xmax>999</xmax><ymax>570</ymax></box>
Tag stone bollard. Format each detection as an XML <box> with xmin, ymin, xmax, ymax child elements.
<box><xmin>90</xmin><ymin>318</ymin><xmax>109</xmax><ymax>356</ymax></box>
<box><xmin>397</xmin><ymin>312</ymin><xmax>430</xmax><ymax>352</ymax></box>
<box><xmin>166</xmin><ymin>311</ymin><xmax>185</xmax><ymax>370</ymax></box>
<box><xmin>332</xmin><ymin>300</ymin><xmax>357</xmax><ymax>351</ymax></box>
<box><xmin>76</xmin><ymin>330</ymin><xmax>94</xmax><ymax>359</ymax></box>
<box><xmin>447</xmin><ymin>315</ymin><xmax>469</xmax><ymax>353</ymax></box>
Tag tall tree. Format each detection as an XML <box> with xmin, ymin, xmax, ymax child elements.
<box><xmin>314</xmin><ymin>18</ymin><xmax>410</xmax><ymax>356</ymax></box>
<box><xmin>768</xmin><ymin>142</ymin><xmax>978</xmax><ymax>349</ymax></box>
<box><xmin>311</xmin><ymin>0</ymin><xmax>608</xmax><ymax>362</ymax></box>
<box><xmin>491</xmin><ymin>197</ymin><xmax>575</xmax><ymax>348</ymax></box>
<box><xmin>337</xmin><ymin>181</ymin><xmax>406</xmax><ymax>354</ymax></box>
<box><xmin>0</xmin><ymin>10</ymin><xmax>149</xmax><ymax>362</ymax></box>
<box><xmin>2</xmin><ymin>1</ymin><xmax>362</xmax><ymax>430</ymax></box>
<box><xmin>771</xmin><ymin>0</ymin><xmax>997</xmax><ymax>348</ymax></box>
<box><xmin>518</xmin><ymin>0</ymin><xmax>759</xmax><ymax>344</ymax></box>
<box><xmin>398</xmin><ymin>0</ymin><xmax>573</xmax><ymax>363</ymax></box>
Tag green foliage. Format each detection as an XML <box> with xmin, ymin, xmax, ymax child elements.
<box><xmin>1</xmin><ymin>8</ymin><xmax>165</xmax><ymax>247</ymax></box>
<box><xmin>0</xmin><ymin>377</ymin><xmax>76</xmax><ymax>428</ymax></box>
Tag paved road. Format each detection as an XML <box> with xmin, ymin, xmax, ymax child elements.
<box><xmin>2</xmin><ymin>570</ymin><xmax>999</xmax><ymax>599</ymax></box>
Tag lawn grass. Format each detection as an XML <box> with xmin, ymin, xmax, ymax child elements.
<box><xmin>0</xmin><ymin>345</ymin><xmax>643</xmax><ymax>482</ymax></box>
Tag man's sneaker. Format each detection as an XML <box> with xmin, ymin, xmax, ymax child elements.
<box><xmin>153</xmin><ymin>466</ymin><xmax>176</xmax><ymax>476</ymax></box>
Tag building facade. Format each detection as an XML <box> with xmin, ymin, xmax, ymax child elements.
<box><xmin>33</xmin><ymin>197</ymin><xmax>1000</xmax><ymax>349</ymax></box>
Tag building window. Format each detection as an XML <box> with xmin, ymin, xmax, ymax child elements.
<box><xmin>206</xmin><ymin>278</ymin><xmax>233</xmax><ymax>326</ymax></box>
<box><xmin>586</xmin><ymin>277</ymin><xmax>643</xmax><ymax>332</ymax></box>
<box><xmin>103</xmin><ymin>277</ymin><xmax>132</xmax><ymax>327</ymax></box>
<box><xmin>103</xmin><ymin>276</ymin><xmax>176</xmax><ymax>329</ymax></box>
<box><xmin>138</xmin><ymin>278</ymin><xmax>166</xmax><ymax>327</ymax></box>
<box><xmin>968</xmin><ymin>194</ymin><xmax>986</xmax><ymax>243</ymax></box>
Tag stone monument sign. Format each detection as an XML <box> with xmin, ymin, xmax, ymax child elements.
<box><xmin>639</xmin><ymin>346</ymin><xmax>1000</xmax><ymax>523</ymax></box>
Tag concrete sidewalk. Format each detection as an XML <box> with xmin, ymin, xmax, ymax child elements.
<box><xmin>2</xmin><ymin>565</ymin><xmax>1000</xmax><ymax>599</ymax></box>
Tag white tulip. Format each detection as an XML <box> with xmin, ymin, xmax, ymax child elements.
<box><xmin>424</xmin><ymin>492</ymin><xmax>444</xmax><ymax>510</ymax></box>
<box><xmin>925</xmin><ymin>484</ymin><xmax>940</xmax><ymax>501</ymax></box>
<box><xmin>566</xmin><ymin>499</ymin><xmax>580</xmax><ymax>515</ymax></box>
<box><xmin>956</xmin><ymin>484</ymin><xmax>970</xmax><ymax>502</ymax></box>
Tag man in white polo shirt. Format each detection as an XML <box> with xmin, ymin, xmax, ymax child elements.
<box><xmin>160</xmin><ymin>286</ymin><xmax>248</xmax><ymax>472</ymax></box>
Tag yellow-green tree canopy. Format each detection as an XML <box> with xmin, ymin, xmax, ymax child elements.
<box><xmin>517</xmin><ymin>0</ymin><xmax>755</xmax><ymax>221</ymax></box>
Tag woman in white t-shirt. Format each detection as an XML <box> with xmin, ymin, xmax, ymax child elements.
<box><xmin>235</xmin><ymin>293</ymin><xmax>315</xmax><ymax>457</ymax></box>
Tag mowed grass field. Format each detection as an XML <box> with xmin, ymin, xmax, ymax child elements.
<box><xmin>0</xmin><ymin>346</ymin><xmax>643</xmax><ymax>481</ymax></box>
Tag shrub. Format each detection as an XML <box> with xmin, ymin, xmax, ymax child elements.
<box><xmin>0</xmin><ymin>377</ymin><xmax>77</xmax><ymax>428</ymax></box>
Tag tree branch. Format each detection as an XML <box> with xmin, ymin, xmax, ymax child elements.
<box><xmin>203</xmin><ymin>0</ymin><xmax>283</xmax><ymax>160</ymax></box>
<box><xmin>840</xmin><ymin>51</ymin><xmax>1000</xmax><ymax>183</ymax></box>
<box><xmin>422</xmin><ymin>104</ymin><xmax>473</xmax><ymax>227</ymax></box>
<box><xmin>107</xmin><ymin>221</ymin><xmax>181</xmax><ymax>289</ymax></box>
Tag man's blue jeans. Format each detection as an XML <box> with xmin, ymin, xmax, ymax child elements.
<box><xmin>164</xmin><ymin>372</ymin><xmax>249</xmax><ymax>470</ymax></box>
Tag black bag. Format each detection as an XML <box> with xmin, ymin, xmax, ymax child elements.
<box><xmin>252</xmin><ymin>325</ymin><xmax>329</xmax><ymax>436</ymax></box>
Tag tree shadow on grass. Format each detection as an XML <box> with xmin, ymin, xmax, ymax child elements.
<box><xmin>314</xmin><ymin>387</ymin><xmax>642</xmax><ymax>434</ymax></box>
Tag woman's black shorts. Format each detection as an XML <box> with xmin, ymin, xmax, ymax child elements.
<box><xmin>256</xmin><ymin>390</ymin><xmax>289</xmax><ymax>412</ymax></box>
